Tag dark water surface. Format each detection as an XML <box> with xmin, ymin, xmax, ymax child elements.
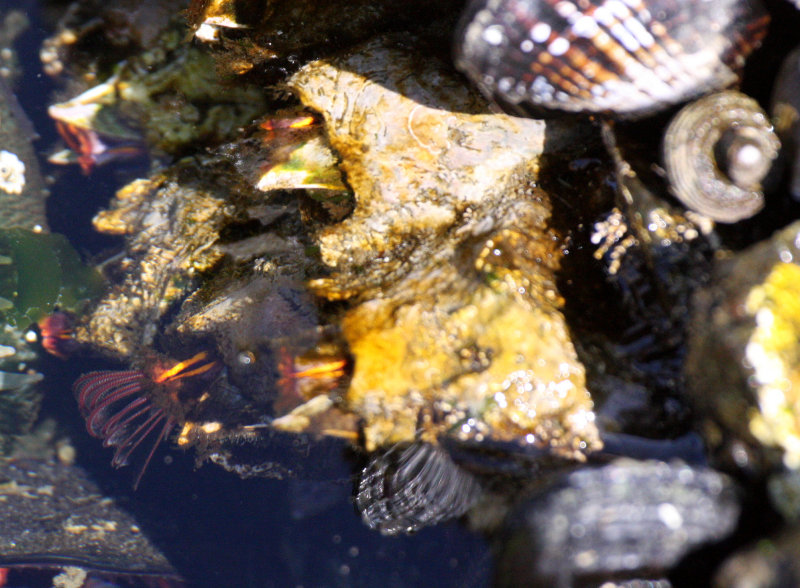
<box><xmin>3</xmin><ymin>2</ymin><xmax>492</xmax><ymax>586</ymax></box>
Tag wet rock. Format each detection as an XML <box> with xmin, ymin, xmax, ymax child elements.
<box><xmin>0</xmin><ymin>456</ymin><xmax>178</xmax><ymax>578</ymax></box>
<box><xmin>76</xmin><ymin>166</ymin><xmax>232</xmax><ymax>359</ymax></box>
<box><xmin>47</xmin><ymin>23</ymin><xmax>269</xmax><ymax>172</ymax></box>
<box><xmin>289</xmin><ymin>35</ymin><xmax>543</xmax><ymax>295</ymax></box>
<box><xmin>0</xmin><ymin>77</ymin><xmax>47</xmax><ymax>230</ymax></box>
<box><xmin>686</xmin><ymin>220</ymin><xmax>800</xmax><ymax>471</ymax></box>
<box><xmin>289</xmin><ymin>36</ymin><xmax>598</xmax><ymax>457</ymax></box>
<box><xmin>187</xmin><ymin>0</ymin><xmax>461</xmax><ymax>69</ymax></box>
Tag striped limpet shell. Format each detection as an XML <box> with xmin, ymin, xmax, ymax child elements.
<box><xmin>454</xmin><ymin>0</ymin><xmax>769</xmax><ymax>117</ymax></box>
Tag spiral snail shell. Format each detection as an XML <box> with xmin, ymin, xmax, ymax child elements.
<box><xmin>662</xmin><ymin>90</ymin><xmax>780</xmax><ymax>223</ymax></box>
<box><xmin>454</xmin><ymin>0</ymin><xmax>769</xmax><ymax>117</ymax></box>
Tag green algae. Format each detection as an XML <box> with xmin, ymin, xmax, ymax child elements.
<box><xmin>0</xmin><ymin>229</ymin><xmax>104</xmax><ymax>328</ymax></box>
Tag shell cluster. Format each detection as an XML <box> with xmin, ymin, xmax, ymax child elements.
<box><xmin>455</xmin><ymin>0</ymin><xmax>789</xmax><ymax>223</ymax></box>
<box><xmin>455</xmin><ymin>0</ymin><xmax>769</xmax><ymax>117</ymax></box>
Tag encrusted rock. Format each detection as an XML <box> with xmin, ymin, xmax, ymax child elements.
<box><xmin>289</xmin><ymin>37</ymin><xmax>598</xmax><ymax>457</ymax></box>
<box><xmin>687</xmin><ymin>220</ymin><xmax>800</xmax><ymax>470</ymax></box>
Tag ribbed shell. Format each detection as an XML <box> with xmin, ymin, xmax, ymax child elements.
<box><xmin>356</xmin><ymin>443</ymin><xmax>482</xmax><ymax>535</ymax></box>
<box><xmin>663</xmin><ymin>90</ymin><xmax>780</xmax><ymax>223</ymax></box>
<box><xmin>455</xmin><ymin>0</ymin><xmax>769</xmax><ymax>117</ymax></box>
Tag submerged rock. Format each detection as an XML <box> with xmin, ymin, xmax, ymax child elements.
<box><xmin>76</xmin><ymin>166</ymin><xmax>233</xmax><ymax>359</ymax></box>
<box><xmin>289</xmin><ymin>36</ymin><xmax>598</xmax><ymax>457</ymax></box>
<box><xmin>497</xmin><ymin>459</ymin><xmax>740</xmax><ymax>587</ymax></box>
<box><xmin>0</xmin><ymin>456</ymin><xmax>178</xmax><ymax>578</ymax></box>
<box><xmin>187</xmin><ymin>0</ymin><xmax>460</xmax><ymax>68</ymax></box>
<box><xmin>0</xmin><ymin>77</ymin><xmax>47</xmax><ymax>230</ymax></box>
<box><xmin>47</xmin><ymin>18</ymin><xmax>268</xmax><ymax>172</ymax></box>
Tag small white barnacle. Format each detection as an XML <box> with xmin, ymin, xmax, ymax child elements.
<box><xmin>0</xmin><ymin>150</ymin><xmax>25</xmax><ymax>194</ymax></box>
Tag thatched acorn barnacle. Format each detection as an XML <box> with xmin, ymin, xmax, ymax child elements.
<box><xmin>454</xmin><ymin>0</ymin><xmax>769</xmax><ymax>118</ymax></box>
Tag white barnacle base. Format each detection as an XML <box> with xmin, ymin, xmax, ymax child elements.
<box><xmin>0</xmin><ymin>150</ymin><xmax>25</xmax><ymax>194</ymax></box>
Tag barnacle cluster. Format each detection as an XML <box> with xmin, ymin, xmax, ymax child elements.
<box><xmin>8</xmin><ymin>0</ymin><xmax>800</xmax><ymax>584</ymax></box>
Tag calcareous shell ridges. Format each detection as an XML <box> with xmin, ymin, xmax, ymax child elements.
<box><xmin>663</xmin><ymin>90</ymin><xmax>780</xmax><ymax>223</ymax></box>
<box><xmin>455</xmin><ymin>0</ymin><xmax>769</xmax><ymax>116</ymax></box>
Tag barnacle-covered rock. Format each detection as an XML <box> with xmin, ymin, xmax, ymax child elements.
<box><xmin>48</xmin><ymin>22</ymin><xmax>269</xmax><ymax>172</ymax></box>
<box><xmin>0</xmin><ymin>77</ymin><xmax>47</xmax><ymax>230</ymax></box>
<box><xmin>288</xmin><ymin>36</ymin><xmax>599</xmax><ymax>457</ymax></box>
<box><xmin>71</xmin><ymin>146</ymin><xmax>358</xmax><ymax>485</ymax></box>
<box><xmin>186</xmin><ymin>0</ymin><xmax>460</xmax><ymax>71</ymax></box>
<box><xmin>78</xmin><ymin>168</ymin><xmax>225</xmax><ymax>358</ymax></box>
<box><xmin>686</xmin><ymin>221</ymin><xmax>800</xmax><ymax>471</ymax></box>
<box><xmin>77</xmin><ymin>159</ymin><xmax>291</xmax><ymax>359</ymax></box>
<box><xmin>289</xmin><ymin>37</ymin><xmax>542</xmax><ymax>293</ymax></box>
<box><xmin>73</xmin><ymin>31</ymin><xmax>601</xmax><ymax>491</ymax></box>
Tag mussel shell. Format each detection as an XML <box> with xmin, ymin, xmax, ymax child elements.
<box><xmin>663</xmin><ymin>90</ymin><xmax>780</xmax><ymax>223</ymax></box>
<box><xmin>455</xmin><ymin>0</ymin><xmax>769</xmax><ymax>117</ymax></box>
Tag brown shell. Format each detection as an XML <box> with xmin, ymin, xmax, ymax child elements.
<box><xmin>455</xmin><ymin>0</ymin><xmax>769</xmax><ymax>117</ymax></box>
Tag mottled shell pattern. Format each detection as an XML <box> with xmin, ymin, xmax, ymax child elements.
<box><xmin>455</xmin><ymin>0</ymin><xmax>769</xmax><ymax>117</ymax></box>
<box><xmin>663</xmin><ymin>91</ymin><xmax>780</xmax><ymax>223</ymax></box>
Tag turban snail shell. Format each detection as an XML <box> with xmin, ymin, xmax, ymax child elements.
<box><xmin>662</xmin><ymin>90</ymin><xmax>780</xmax><ymax>223</ymax></box>
<box><xmin>454</xmin><ymin>0</ymin><xmax>769</xmax><ymax>117</ymax></box>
